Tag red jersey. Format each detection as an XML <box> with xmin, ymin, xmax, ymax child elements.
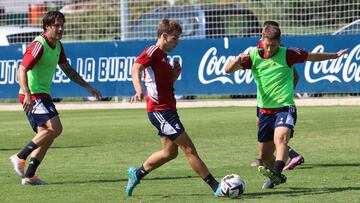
<box><xmin>240</xmin><ymin>41</ymin><xmax>308</xmax><ymax>68</ymax></box>
<box><xmin>19</xmin><ymin>34</ymin><xmax>68</xmax><ymax>103</ymax></box>
<box><xmin>135</xmin><ymin>45</ymin><xmax>176</xmax><ymax>112</ymax></box>
<box><xmin>21</xmin><ymin>34</ymin><xmax>67</xmax><ymax>70</ymax></box>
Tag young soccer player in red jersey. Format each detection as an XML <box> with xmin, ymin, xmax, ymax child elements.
<box><xmin>126</xmin><ymin>19</ymin><xmax>223</xmax><ymax>197</ymax></box>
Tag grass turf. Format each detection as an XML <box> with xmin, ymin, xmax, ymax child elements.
<box><xmin>0</xmin><ymin>106</ymin><xmax>359</xmax><ymax>202</ymax></box>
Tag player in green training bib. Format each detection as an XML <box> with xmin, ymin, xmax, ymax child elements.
<box><xmin>225</xmin><ymin>24</ymin><xmax>347</xmax><ymax>189</ymax></box>
<box><xmin>251</xmin><ymin>21</ymin><xmax>304</xmax><ymax>173</ymax></box>
<box><xmin>10</xmin><ymin>11</ymin><xmax>102</xmax><ymax>185</ymax></box>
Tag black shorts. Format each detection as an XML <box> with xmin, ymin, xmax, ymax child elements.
<box><xmin>147</xmin><ymin>110</ymin><xmax>185</xmax><ymax>141</ymax></box>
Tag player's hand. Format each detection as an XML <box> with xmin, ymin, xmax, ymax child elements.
<box><xmin>130</xmin><ymin>92</ymin><xmax>144</xmax><ymax>103</ymax></box>
<box><xmin>173</xmin><ymin>60</ymin><xmax>182</xmax><ymax>76</ymax></box>
<box><xmin>235</xmin><ymin>53</ymin><xmax>249</xmax><ymax>64</ymax></box>
<box><xmin>336</xmin><ymin>49</ymin><xmax>348</xmax><ymax>58</ymax></box>
<box><xmin>87</xmin><ymin>87</ymin><xmax>102</xmax><ymax>100</ymax></box>
<box><xmin>22</xmin><ymin>92</ymin><xmax>33</xmax><ymax>114</ymax></box>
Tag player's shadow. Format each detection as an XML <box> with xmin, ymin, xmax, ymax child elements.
<box><xmin>146</xmin><ymin>193</ymin><xmax>209</xmax><ymax>197</ymax></box>
<box><xmin>142</xmin><ymin>175</ymin><xmax>198</xmax><ymax>181</ymax></box>
<box><xmin>0</xmin><ymin>148</ymin><xmax>22</xmax><ymax>151</ymax></box>
<box><xmin>0</xmin><ymin>145</ymin><xmax>92</xmax><ymax>151</ymax></box>
<box><xmin>51</xmin><ymin>178</ymin><xmax>125</xmax><ymax>185</ymax></box>
<box><xmin>140</xmin><ymin>186</ymin><xmax>360</xmax><ymax>198</ymax></box>
<box><xmin>51</xmin><ymin>175</ymin><xmax>198</xmax><ymax>185</ymax></box>
<box><xmin>243</xmin><ymin>186</ymin><xmax>360</xmax><ymax>199</ymax></box>
<box><xmin>294</xmin><ymin>163</ymin><xmax>360</xmax><ymax>170</ymax></box>
<box><xmin>51</xmin><ymin>145</ymin><xmax>93</xmax><ymax>149</ymax></box>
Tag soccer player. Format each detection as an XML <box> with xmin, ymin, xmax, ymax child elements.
<box><xmin>10</xmin><ymin>11</ymin><xmax>102</xmax><ymax>185</ymax></box>
<box><xmin>225</xmin><ymin>25</ymin><xmax>347</xmax><ymax>189</ymax></box>
<box><xmin>250</xmin><ymin>21</ymin><xmax>304</xmax><ymax>171</ymax></box>
<box><xmin>126</xmin><ymin>19</ymin><xmax>222</xmax><ymax>197</ymax></box>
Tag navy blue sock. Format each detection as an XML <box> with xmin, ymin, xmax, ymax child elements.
<box><xmin>203</xmin><ymin>174</ymin><xmax>219</xmax><ymax>192</ymax></box>
<box><xmin>25</xmin><ymin>158</ymin><xmax>41</xmax><ymax>178</ymax></box>
<box><xmin>274</xmin><ymin>160</ymin><xmax>285</xmax><ymax>175</ymax></box>
<box><xmin>136</xmin><ymin>165</ymin><xmax>148</xmax><ymax>181</ymax></box>
<box><xmin>17</xmin><ymin>141</ymin><xmax>38</xmax><ymax>160</ymax></box>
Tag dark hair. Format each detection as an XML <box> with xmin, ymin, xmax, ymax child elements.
<box><xmin>42</xmin><ymin>11</ymin><xmax>65</xmax><ymax>31</ymax></box>
<box><xmin>157</xmin><ymin>19</ymin><xmax>182</xmax><ymax>38</ymax></box>
<box><xmin>263</xmin><ymin>20</ymin><xmax>279</xmax><ymax>27</ymax></box>
<box><xmin>262</xmin><ymin>25</ymin><xmax>281</xmax><ymax>40</ymax></box>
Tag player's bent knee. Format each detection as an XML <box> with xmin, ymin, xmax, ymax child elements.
<box><xmin>163</xmin><ymin>150</ymin><xmax>178</xmax><ymax>160</ymax></box>
<box><xmin>182</xmin><ymin>146</ymin><xmax>198</xmax><ymax>158</ymax></box>
<box><xmin>47</xmin><ymin>127</ymin><xmax>62</xmax><ymax>138</ymax></box>
<box><xmin>54</xmin><ymin>129</ymin><xmax>62</xmax><ymax>138</ymax></box>
<box><xmin>273</xmin><ymin>136</ymin><xmax>288</xmax><ymax>146</ymax></box>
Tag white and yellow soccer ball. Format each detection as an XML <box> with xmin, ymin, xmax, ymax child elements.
<box><xmin>220</xmin><ymin>174</ymin><xmax>245</xmax><ymax>198</ymax></box>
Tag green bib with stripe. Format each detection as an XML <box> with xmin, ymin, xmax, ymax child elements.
<box><xmin>249</xmin><ymin>47</ymin><xmax>294</xmax><ymax>108</ymax></box>
<box><xmin>19</xmin><ymin>36</ymin><xmax>61</xmax><ymax>95</ymax></box>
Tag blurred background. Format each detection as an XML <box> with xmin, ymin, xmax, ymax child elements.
<box><xmin>0</xmin><ymin>0</ymin><xmax>359</xmax><ymax>101</ymax></box>
<box><xmin>0</xmin><ymin>0</ymin><xmax>359</xmax><ymax>43</ymax></box>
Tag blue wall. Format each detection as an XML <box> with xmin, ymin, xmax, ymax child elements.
<box><xmin>0</xmin><ymin>35</ymin><xmax>359</xmax><ymax>98</ymax></box>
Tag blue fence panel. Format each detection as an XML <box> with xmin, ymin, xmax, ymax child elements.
<box><xmin>0</xmin><ymin>35</ymin><xmax>359</xmax><ymax>98</ymax></box>
<box><xmin>0</xmin><ymin>45</ymin><xmax>23</xmax><ymax>98</ymax></box>
<box><xmin>281</xmin><ymin>35</ymin><xmax>360</xmax><ymax>94</ymax></box>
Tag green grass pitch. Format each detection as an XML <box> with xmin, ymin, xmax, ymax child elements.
<box><xmin>1</xmin><ymin>106</ymin><xmax>359</xmax><ymax>202</ymax></box>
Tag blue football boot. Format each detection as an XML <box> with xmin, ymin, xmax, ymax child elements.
<box><xmin>214</xmin><ymin>184</ymin><xmax>225</xmax><ymax>197</ymax></box>
<box><xmin>125</xmin><ymin>167</ymin><xmax>140</xmax><ymax>196</ymax></box>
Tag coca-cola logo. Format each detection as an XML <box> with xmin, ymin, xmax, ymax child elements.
<box><xmin>304</xmin><ymin>44</ymin><xmax>360</xmax><ymax>83</ymax></box>
<box><xmin>198</xmin><ymin>44</ymin><xmax>360</xmax><ymax>85</ymax></box>
<box><xmin>198</xmin><ymin>47</ymin><xmax>254</xmax><ymax>84</ymax></box>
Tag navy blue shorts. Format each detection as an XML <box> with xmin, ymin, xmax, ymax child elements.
<box><xmin>26</xmin><ymin>98</ymin><xmax>59</xmax><ymax>132</ymax></box>
<box><xmin>257</xmin><ymin>106</ymin><xmax>297</xmax><ymax>142</ymax></box>
<box><xmin>147</xmin><ymin>110</ymin><xmax>185</xmax><ymax>141</ymax></box>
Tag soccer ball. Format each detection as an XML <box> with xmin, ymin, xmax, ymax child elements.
<box><xmin>220</xmin><ymin>174</ymin><xmax>245</xmax><ymax>198</ymax></box>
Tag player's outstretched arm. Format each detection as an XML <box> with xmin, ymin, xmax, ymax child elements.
<box><xmin>130</xmin><ymin>63</ymin><xmax>145</xmax><ymax>103</ymax></box>
<box><xmin>306</xmin><ymin>49</ymin><xmax>348</xmax><ymax>62</ymax></box>
<box><xmin>225</xmin><ymin>53</ymin><xmax>250</xmax><ymax>73</ymax></box>
<box><xmin>59</xmin><ymin>63</ymin><xmax>102</xmax><ymax>100</ymax></box>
